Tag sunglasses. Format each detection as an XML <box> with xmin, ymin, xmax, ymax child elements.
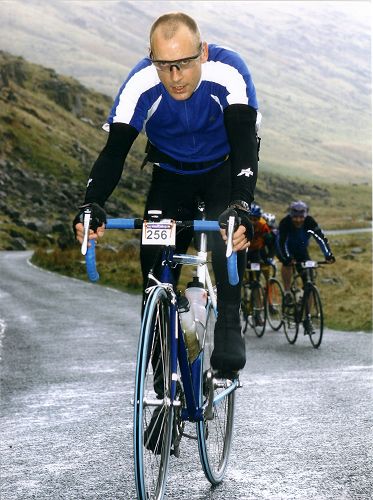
<box><xmin>150</xmin><ymin>43</ymin><xmax>203</xmax><ymax>72</ymax></box>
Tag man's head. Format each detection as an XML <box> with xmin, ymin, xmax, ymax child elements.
<box><xmin>149</xmin><ymin>12</ymin><xmax>208</xmax><ymax>100</ymax></box>
<box><xmin>289</xmin><ymin>200</ymin><xmax>308</xmax><ymax>228</ymax></box>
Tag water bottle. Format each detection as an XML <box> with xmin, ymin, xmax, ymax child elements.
<box><xmin>179</xmin><ymin>277</ymin><xmax>207</xmax><ymax>362</ymax></box>
<box><xmin>185</xmin><ymin>277</ymin><xmax>207</xmax><ymax>344</ymax></box>
<box><xmin>179</xmin><ymin>295</ymin><xmax>199</xmax><ymax>362</ymax></box>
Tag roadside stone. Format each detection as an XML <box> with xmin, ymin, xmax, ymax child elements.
<box><xmin>320</xmin><ymin>277</ymin><xmax>341</xmax><ymax>285</ymax></box>
<box><xmin>351</xmin><ymin>247</ymin><xmax>365</xmax><ymax>254</ymax></box>
<box><xmin>8</xmin><ymin>237</ymin><xmax>27</xmax><ymax>250</ymax></box>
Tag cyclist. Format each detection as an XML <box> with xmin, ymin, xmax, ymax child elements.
<box><xmin>244</xmin><ymin>204</ymin><xmax>272</xmax><ymax>325</ymax></box>
<box><xmin>246</xmin><ymin>203</ymin><xmax>272</xmax><ymax>267</ymax></box>
<box><xmin>276</xmin><ymin>200</ymin><xmax>335</xmax><ymax>304</ymax></box>
<box><xmin>260</xmin><ymin>211</ymin><xmax>278</xmax><ymax>270</ymax></box>
<box><xmin>73</xmin><ymin>12</ymin><xmax>260</xmax><ymax>379</ymax></box>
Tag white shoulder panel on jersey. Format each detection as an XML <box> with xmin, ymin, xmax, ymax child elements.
<box><xmin>202</xmin><ymin>61</ymin><xmax>249</xmax><ymax>105</ymax></box>
<box><xmin>113</xmin><ymin>64</ymin><xmax>160</xmax><ymax>125</ymax></box>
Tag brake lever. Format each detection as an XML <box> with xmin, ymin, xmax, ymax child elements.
<box><xmin>81</xmin><ymin>208</ymin><xmax>91</xmax><ymax>256</ymax></box>
<box><xmin>226</xmin><ymin>215</ymin><xmax>235</xmax><ymax>258</ymax></box>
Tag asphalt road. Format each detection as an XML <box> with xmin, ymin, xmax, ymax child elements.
<box><xmin>1</xmin><ymin>251</ymin><xmax>372</xmax><ymax>500</ymax></box>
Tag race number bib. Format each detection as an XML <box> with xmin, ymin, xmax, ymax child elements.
<box><xmin>304</xmin><ymin>260</ymin><xmax>316</xmax><ymax>268</ymax></box>
<box><xmin>142</xmin><ymin>219</ymin><xmax>176</xmax><ymax>246</ymax></box>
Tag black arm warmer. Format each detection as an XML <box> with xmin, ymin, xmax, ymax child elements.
<box><xmin>84</xmin><ymin>123</ymin><xmax>139</xmax><ymax>207</ymax></box>
<box><xmin>223</xmin><ymin>104</ymin><xmax>258</xmax><ymax>205</ymax></box>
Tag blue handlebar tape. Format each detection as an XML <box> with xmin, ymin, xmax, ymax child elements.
<box><xmin>106</xmin><ymin>218</ymin><xmax>137</xmax><ymax>229</ymax></box>
<box><xmin>227</xmin><ymin>252</ymin><xmax>239</xmax><ymax>286</ymax></box>
<box><xmin>193</xmin><ymin>220</ymin><xmax>220</xmax><ymax>231</ymax></box>
<box><xmin>86</xmin><ymin>240</ymin><xmax>100</xmax><ymax>282</ymax></box>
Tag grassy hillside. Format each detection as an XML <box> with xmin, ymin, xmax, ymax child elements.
<box><xmin>0</xmin><ymin>1</ymin><xmax>370</xmax><ymax>182</ymax></box>
<box><xmin>0</xmin><ymin>50</ymin><xmax>149</xmax><ymax>250</ymax></box>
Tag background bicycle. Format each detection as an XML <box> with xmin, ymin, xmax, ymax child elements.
<box><xmin>262</xmin><ymin>261</ymin><xmax>285</xmax><ymax>332</ymax></box>
<box><xmin>241</xmin><ymin>262</ymin><xmax>266</xmax><ymax>337</ymax></box>
<box><xmin>83</xmin><ymin>209</ymin><xmax>241</xmax><ymax>500</ymax></box>
<box><xmin>282</xmin><ymin>260</ymin><xmax>325</xmax><ymax>348</ymax></box>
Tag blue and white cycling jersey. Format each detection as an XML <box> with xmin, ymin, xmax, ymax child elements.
<box><xmin>277</xmin><ymin>215</ymin><xmax>333</xmax><ymax>261</ymax></box>
<box><xmin>105</xmin><ymin>44</ymin><xmax>258</xmax><ymax>167</ymax></box>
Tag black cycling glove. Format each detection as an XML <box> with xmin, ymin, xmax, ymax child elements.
<box><xmin>73</xmin><ymin>202</ymin><xmax>107</xmax><ymax>238</ymax></box>
<box><xmin>326</xmin><ymin>254</ymin><xmax>336</xmax><ymax>263</ymax></box>
<box><xmin>218</xmin><ymin>200</ymin><xmax>254</xmax><ymax>241</ymax></box>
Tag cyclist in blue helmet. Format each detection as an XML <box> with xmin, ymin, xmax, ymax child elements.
<box><xmin>277</xmin><ymin>200</ymin><xmax>335</xmax><ymax>304</ymax></box>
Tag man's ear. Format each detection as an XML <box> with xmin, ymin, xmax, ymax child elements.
<box><xmin>201</xmin><ymin>41</ymin><xmax>209</xmax><ymax>63</ymax></box>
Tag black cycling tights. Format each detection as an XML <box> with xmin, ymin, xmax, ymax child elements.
<box><xmin>140</xmin><ymin>162</ymin><xmax>246</xmax><ymax>306</ymax></box>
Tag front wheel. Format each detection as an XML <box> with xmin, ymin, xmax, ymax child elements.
<box><xmin>134</xmin><ymin>287</ymin><xmax>173</xmax><ymax>500</ymax></box>
<box><xmin>251</xmin><ymin>283</ymin><xmax>266</xmax><ymax>337</ymax></box>
<box><xmin>266</xmin><ymin>278</ymin><xmax>284</xmax><ymax>331</ymax></box>
<box><xmin>283</xmin><ymin>290</ymin><xmax>299</xmax><ymax>344</ymax></box>
<box><xmin>304</xmin><ymin>285</ymin><xmax>324</xmax><ymax>348</ymax></box>
<box><xmin>197</xmin><ymin>303</ymin><xmax>235</xmax><ymax>485</ymax></box>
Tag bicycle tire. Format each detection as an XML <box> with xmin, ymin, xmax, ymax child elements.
<box><xmin>251</xmin><ymin>283</ymin><xmax>266</xmax><ymax>337</ymax></box>
<box><xmin>266</xmin><ymin>278</ymin><xmax>284</xmax><ymax>331</ymax></box>
<box><xmin>283</xmin><ymin>290</ymin><xmax>299</xmax><ymax>344</ymax></box>
<box><xmin>304</xmin><ymin>284</ymin><xmax>324</xmax><ymax>348</ymax></box>
<box><xmin>197</xmin><ymin>302</ymin><xmax>235</xmax><ymax>485</ymax></box>
<box><xmin>240</xmin><ymin>283</ymin><xmax>250</xmax><ymax>333</ymax></box>
<box><xmin>134</xmin><ymin>287</ymin><xmax>174</xmax><ymax>500</ymax></box>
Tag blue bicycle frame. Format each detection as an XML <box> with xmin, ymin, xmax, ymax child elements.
<box><xmin>85</xmin><ymin>217</ymin><xmax>240</xmax><ymax>423</ymax></box>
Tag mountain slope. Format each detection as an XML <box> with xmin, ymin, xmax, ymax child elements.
<box><xmin>0</xmin><ymin>1</ymin><xmax>370</xmax><ymax>182</ymax></box>
<box><xmin>0</xmin><ymin>51</ymin><xmax>371</xmax><ymax>252</ymax></box>
<box><xmin>0</xmin><ymin>51</ymin><xmax>150</xmax><ymax>249</ymax></box>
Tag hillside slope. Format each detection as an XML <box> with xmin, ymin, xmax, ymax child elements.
<box><xmin>0</xmin><ymin>1</ymin><xmax>370</xmax><ymax>182</ymax></box>
<box><xmin>0</xmin><ymin>51</ymin><xmax>371</xmax><ymax>251</ymax></box>
<box><xmin>0</xmin><ymin>51</ymin><xmax>150</xmax><ymax>250</ymax></box>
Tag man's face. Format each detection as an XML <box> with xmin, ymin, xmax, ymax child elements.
<box><xmin>150</xmin><ymin>25</ymin><xmax>208</xmax><ymax>101</ymax></box>
<box><xmin>291</xmin><ymin>215</ymin><xmax>305</xmax><ymax>228</ymax></box>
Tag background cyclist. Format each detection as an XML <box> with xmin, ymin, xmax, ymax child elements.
<box><xmin>261</xmin><ymin>211</ymin><xmax>278</xmax><ymax>266</ymax></box>
<box><xmin>246</xmin><ymin>203</ymin><xmax>272</xmax><ymax>271</ymax></box>
<box><xmin>276</xmin><ymin>200</ymin><xmax>335</xmax><ymax>304</ymax></box>
<box><xmin>73</xmin><ymin>12</ymin><xmax>260</xmax><ymax>378</ymax></box>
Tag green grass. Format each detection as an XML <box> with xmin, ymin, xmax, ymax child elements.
<box><xmin>311</xmin><ymin>232</ymin><xmax>372</xmax><ymax>332</ymax></box>
<box><xmin>31</xmin><ymin>227</ymin><xmax>372</xmax><ymax>333</ymax></box>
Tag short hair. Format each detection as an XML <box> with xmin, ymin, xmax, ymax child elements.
<box><xmin>150</xmin><ymin>12</ymin><xmax>201</xmax><ymax>48</ymax></box>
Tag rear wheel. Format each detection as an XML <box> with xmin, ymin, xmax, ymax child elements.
<box><xmin>304</xmin><ymin>285</ymin><xmax>323</xmax><ymax>348</ymax></box>
<box><xmin>266</xmin><ymin>278</ymin><xmax>284</xmax><ymax>331</ymax></box>
<box><xmin>283</xmin><ymin>290</ymin><xmax>299</xmax><ymax>344</ymax></box>
<box><xmin>197</xmin><ymin>303</ymin><xmax>235</xmax><ymax>485</ymax></box>
<box><xmin>134</xmin><ymin>287</ymin><xmax>173</xmax><ymax>500</ymax></box>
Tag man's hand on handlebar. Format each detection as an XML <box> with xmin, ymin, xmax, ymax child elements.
<box><xmin>325</xmin><ymin>254</ymin><xmax>336</xmax><ymax>264</ymax></box>
<box><xmin>218</xmin><ymin>203</ymin><xmax>254</xmax><ymax>252</ymax></box>
<box><xmin>73</xmin><ymin>202</ymin><xmax>107</xmax><ymax>245</ymax></box>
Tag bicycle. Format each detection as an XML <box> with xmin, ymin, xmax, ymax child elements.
<box><xmin>82</xmin><ymin>205</ymin><xmax>242</xmax><ymax>499</ymax></box>
<box><xmin>262</xmin><ymin>261</ymin><xmax>285</xmax><ymax>332</ymax></box>
<box><xmin>282</xmin><ymin>260</ymin><xmax>325</xmax><ymax>348</ymax></box>
<box><xmin>240</xmin><ymin>262</ymin><xmax>266</xmax><ymax>337</ymax></box>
